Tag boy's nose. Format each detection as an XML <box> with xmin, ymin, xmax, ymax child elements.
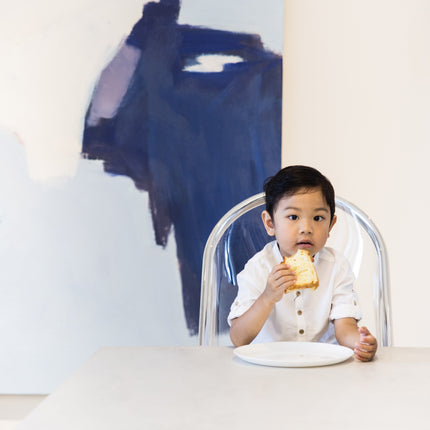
<box><xmin>299</xmin><ymin>220</ymin><xmax>312</xmax><ymax>234</ymax></box>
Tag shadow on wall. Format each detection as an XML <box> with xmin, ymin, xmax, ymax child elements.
<box><xmin>82</xmin><ymin>0</ymin><xmax>282</xmax><ymax>335</ymax></box>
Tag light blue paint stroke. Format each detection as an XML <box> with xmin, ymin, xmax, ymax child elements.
<box><xmin>178</xmin><ymin>0</ymin><xmax>284</xmax><ymax>54</ymax></box>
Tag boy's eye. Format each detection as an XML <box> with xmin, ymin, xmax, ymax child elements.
<box><xmin>314</xmin><ymin>215</ymin><xmax>325</xmax><ymax>221</ymax></box>
<box><xmin>287</xmin><ymin>215</ymin><xmax>298</xmax><ymax>220</ymax></box>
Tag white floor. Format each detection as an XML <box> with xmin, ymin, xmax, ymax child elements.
<box><xmin>0</xmin><ymin>396</ymin><xmax>46</xmax><ymax>430</ymax></box>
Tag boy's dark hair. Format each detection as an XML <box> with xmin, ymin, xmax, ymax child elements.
<box><xmin>263</xmin><ymin>165</ymin><xmax>335</xmax><ymax>220</ymax></box>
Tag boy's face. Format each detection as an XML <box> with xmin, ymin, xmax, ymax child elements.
<box><xmin>262</xmin><ymin>188</ymin><xmax>336</xmax><ymax>257</ymax></box>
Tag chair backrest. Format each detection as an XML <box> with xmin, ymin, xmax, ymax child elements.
<box><xmin>199</xmin><ymin>192</ymin><xmax>393</xmax><ymax>346</ymax></box>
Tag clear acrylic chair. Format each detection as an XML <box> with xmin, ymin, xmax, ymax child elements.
<box><xmin>199</xmin><ymin>192</ymin><xmax>393</xmax><ymax>346</ymax></box>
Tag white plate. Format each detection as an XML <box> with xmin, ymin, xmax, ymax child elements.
<box><xmin>234</xmin><ymin>341</ymin><xmax>353</xmax><ymax>367</ymax></box>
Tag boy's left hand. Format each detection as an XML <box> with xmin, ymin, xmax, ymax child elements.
<box><xmin>354</xmin><ymin>326</ymin><xmax>377</xmax><ymax>362</ymax></box>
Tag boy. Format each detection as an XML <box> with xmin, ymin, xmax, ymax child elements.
<box><xmin>228</xmin><ymin>165</ymin><xmax>377</xmax><ymax>361</ymax></box>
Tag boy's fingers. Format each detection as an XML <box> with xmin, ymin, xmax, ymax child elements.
<box><xmin>355</xmin><ymin>327</ymin><xmax>377</xmax><ymax>361</ymax></box>
<box><xmin>360</xmin><ymin>336</ymin><xmax>377</xmax><ymax>345</ymax></box>
<box><xmin>273</xmin><ymin>265</ymin><xmax>294</xmax><ymax>277</ymax></box>
<box><xmin>359</xmin><ymin>326</ymin><xmax>370</xmax><ymax>336</ymax></box>
<box><xmin>355</xmin><ymin>352</ymin><xmax>371</xmax><ymax>362</ymax></box>
<box><xmin>359</xmin><ymin>327</ymin><xmax>377</xmax><ymax>345</ymax></box>
<box><xmin>356</xmin><ymin>340</ymin><xmax>376</xmax><ymax>351</ymax></box>
<box><xmin>356</xmin><ymin>345</ymin><xmax>374</xmax><ymax>354</ymax></box>
<box><xmin>354</xmin><ymin>346</ymin><xmax>375</xmax><ymax>360</ymax></box>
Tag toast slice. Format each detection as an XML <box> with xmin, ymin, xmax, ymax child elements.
<box><xmin>283</xmin><ymin>249</ymin><xmax>319</xmax><ymax>292</ymax></box>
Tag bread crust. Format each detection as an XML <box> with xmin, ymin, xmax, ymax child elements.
<box><xmin>282</xmin><ymin>249</ymin><xmax>319</xmax><ymax>293</ymax></box>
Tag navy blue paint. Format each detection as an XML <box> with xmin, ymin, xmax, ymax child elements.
<box><xmin>82</xmin><ymin>0</ymin><xmax>282</xmax><ymax>335</ymax></box>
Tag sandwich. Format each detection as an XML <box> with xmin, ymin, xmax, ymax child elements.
<box><xmin>282</xmin><ymin>249</ymin><xmax>319</xmax><ymax>292</ymax></box>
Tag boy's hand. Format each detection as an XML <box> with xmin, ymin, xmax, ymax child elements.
<box><xmin>263</xmin><ymin>263</ymin><xmax>296</xmax><ymax>304</ymax></box>
<box><xmin>354</xmin><ymin>326</ymin><xmax>378</xmax><ymax>362</ymax></box>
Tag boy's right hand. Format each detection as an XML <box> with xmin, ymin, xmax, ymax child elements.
<box><xmin>263</xmin><ymin>263</ymin><xmax>297</xmax><ymax>304</ymax></box>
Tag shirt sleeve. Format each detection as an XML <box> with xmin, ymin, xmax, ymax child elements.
<box><xmin>227</xmin><ymin>261</ymin><xmax>267</xmax><ymax>326</ymax></box>
<box><xmin>329</xmin><ymin>255</ymin><xmax>362</xmax><ymax>321</ymax></box>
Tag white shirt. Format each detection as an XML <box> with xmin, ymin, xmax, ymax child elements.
<box><xmin>228</xmin><ymin>241</ymin><xmax>362</xmax><ymax>344</ymax></box>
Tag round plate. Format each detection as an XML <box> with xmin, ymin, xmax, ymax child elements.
<box><xmin>233</xmin><ymin>341</ymin><xmax>353</xmax><ymax>367</ymax></box>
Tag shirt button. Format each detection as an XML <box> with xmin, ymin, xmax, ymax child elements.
<box><xmin>297</xmin><ymin>310</ymin><xmax>302</xmax><ymax>316</ymax></box>
<box><xmin>299</xmin><ymin>329</ymin><xmax>305</xmax><ymax>335</ymax></box>
<box><xmin>296</xmin><ymin>291</ymin><xmax>301</xmax><ymax>296</ymax></box>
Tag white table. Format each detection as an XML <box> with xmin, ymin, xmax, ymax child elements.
<box><xmin>17</xmin><ymin>346</ymin><xmax>430</xmax><ymax>429</ymax></box>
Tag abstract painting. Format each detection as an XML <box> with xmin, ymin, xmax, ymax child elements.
<box><xmin>0</xmin><ymin>0</ymin><xmax>282</xmax><ymax>393</ymax></box>
<box><xmin>83</xmin><ymin>0</ymin><xmax>283</xmax><ymax>335</ymax></box>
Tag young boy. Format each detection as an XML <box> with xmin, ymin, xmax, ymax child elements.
<box><xmin>228</xmin><ymin>165</ymin><xmax>377</xmax><ymax>361</ymax></box>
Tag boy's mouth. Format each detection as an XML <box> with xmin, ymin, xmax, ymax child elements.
<box><xmin>297</xmin><ymin>240</ymin><xmax>313</xmax><ymax>248</ymax></box>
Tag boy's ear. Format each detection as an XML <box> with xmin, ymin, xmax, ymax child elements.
<box><xmin>261</xmin><ymin>210</ymin><xmax>276</xmax><ymax>236</ymax></box>
<box><xmin>328</xmin><ymin>214</ymin><xmax>337</xmax><ymax>235</ymax></box>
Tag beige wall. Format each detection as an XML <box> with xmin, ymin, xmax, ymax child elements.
<box><xmin>283</xmin><ymin>0</ymin><xmax>430</xmax><ymax>346</ymax></box>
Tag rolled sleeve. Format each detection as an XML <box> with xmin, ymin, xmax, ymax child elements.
<box><xmin>329</xmin><ymin>258</ymin><xmax>362</xmax><ymax>322</ymax></box>
<box><xmin>227</xmin><ymin>263</ymin><xmax>267</xmax><ymax>326</ymax></box>
<box><xmin>227</xmin><ymin>298</ymin><xmax>254</xmax><ymax>326</ymax></box>
<box><xmin>330</xmin><ymin>299</ymin><xmax>362</xmax><ymax>321</ymax></box>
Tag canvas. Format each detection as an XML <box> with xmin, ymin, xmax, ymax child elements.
<box><xmin>0</xmin><ymin>0</ymin><xmax>283</xmax><ymax>393</ymax></box>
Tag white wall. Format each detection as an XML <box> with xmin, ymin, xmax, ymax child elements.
<box><xmin>283</xmin><ymin>0</ymin><xmax>430</xmax><ymax>346</ymax></box>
